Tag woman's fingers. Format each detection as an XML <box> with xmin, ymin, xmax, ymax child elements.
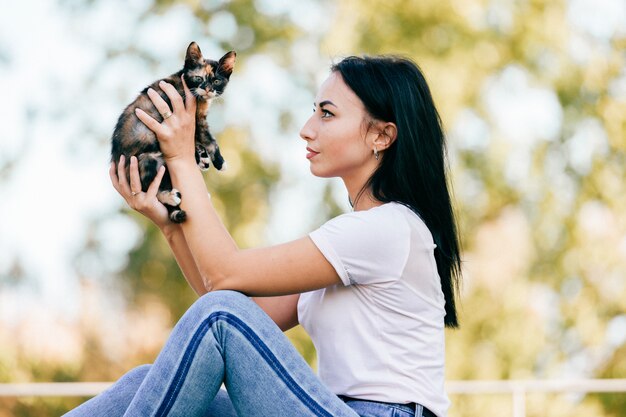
<box><xmin>135</xmin><ymin>107</ymin><xmax>163</xmax><ymax>134</ymax></box>
<box><xmin>159</xmin><ymin>80</ymin><xmax>184</xmax><ymax>114</ymax></box>
<box><xmin>146</xmin><ymin>88</ymin><xmax>173</xmax><ymax>120</ymax></box>
<box><xmin>147</xmin><ymin>165</ymin><xmax>166</xmax><ymax>197</ymax></box>
<box><xmin>110</xmin><ymin>155</ymin><xmax>170</xmax><ymax>227</ymax></box>
<box><xmin>129</xmin><ymin>156</ymin><xmax>142</xmax><ymax>192</ymax></box>
<box><xmin>109</xmin><ymin>161</ymin><xmax>121</xmax><ymax>193</ymax></box>
<box><xmin>117</xmin><ymin>155</ymin><xmax>131</xmax><ymax>195</ymax></box>
<box><xmin>182</xmin><ymin>76</ymin><xmax>196</xmax><ymax>112</ymax></box>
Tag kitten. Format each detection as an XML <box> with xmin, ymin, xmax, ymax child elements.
<box><xmin>111</xmin><ymin>42</ymin><xmax>236</xmax><ymax>223</ymax></box>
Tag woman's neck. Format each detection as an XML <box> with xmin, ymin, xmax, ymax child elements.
<box><xmin>351</xmin><ymin>195</ymin><xmax>382</xmax><ymax>211</ymax></box>
<box><xmin>342</xmin><ymin>165</ymin><xmax>384</xmax><ymax>211</ymax></box>
<box><xmin>345</xmin><ymin>181</ymin><xmax>383</xmax><ymax>211</ymax></box>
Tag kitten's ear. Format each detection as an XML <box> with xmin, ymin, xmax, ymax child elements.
<box><xmin>217</xmin><ymin>51</ymin><xmax>236</xmax><ymax>78</ymax></box>
<box><xmin>185</xmin><ymin>42</ymin><xmax>203</xmax><ymax>67</ymax></box>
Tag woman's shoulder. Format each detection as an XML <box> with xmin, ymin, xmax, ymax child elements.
<box><xmin>328</xmin><ymin>202</ymin><xmax>409</xmax><ymax>228</ymax></box>
<box><xmin>354</xmin><ymin>201</ymin><xmax>425</xmax><ymax>225</ymax></box>
<box><xmin>310</xmin><ymin>203</ymin><xmax>415</xmax><ymax>286</ymax></box>
<box><xmin>364</xmin><ymin>202</ymin><xmax>435</xmax><ymax>246</ymax></box>
<box><xmin>317</xmin><ymin>202</ymin><xmax>415</xmax><ymax>243</ymax></box>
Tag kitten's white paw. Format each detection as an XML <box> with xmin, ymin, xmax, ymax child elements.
<box><xmin>199</xmin><ymin>157</ymin><xmax>211</xmax><ymax>171</ymax></box>
<box><xmin>218</xmin><ymin>161</ymin><xmax>228</xmax><ymax>171</ymax></box>
<box><xmin>171</xmin><ymin>189</ymin><xmax>182</xmax><ymax>205</ymax></box>
<box><xmin>158</xmin><ymin>189</ymin><xmax>182</xmax><ymax>206</ymax></box>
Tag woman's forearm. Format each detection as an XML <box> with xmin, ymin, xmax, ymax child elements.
<box><xmin>161</xmin><ymin>224</ymin><xmax>208</xmax><ymax>296</ymax></box>
<box><xmin>166</xmin><ymin>158</ymin><xmax>239</xmax><ymax>290</ymax></box>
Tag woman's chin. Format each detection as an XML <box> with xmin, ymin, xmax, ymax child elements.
<box><xmin>309</xmin><ymin>165</ymin><xmax>334</xmax><ymax>178</ymax></box>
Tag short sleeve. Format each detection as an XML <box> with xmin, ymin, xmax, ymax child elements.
<box><xmin>308</xmin><ymin>207</ymin><xmax>411</xmax><ymax>286</ymax></box>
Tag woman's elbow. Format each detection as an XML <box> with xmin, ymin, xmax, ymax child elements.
<box><xmin>201</xmin><ymin>270</ymin><xmax>235</xmax><ymax>292</ymax></box>
<box><xmin>199</xmin><ymin>253</ymin><xmax>242</xmax><ymax>293</ymax></box>
<box><xmin>200</xmin><ymin>270</ymin><xmax>220</xmax><ymax>292</ymax></box>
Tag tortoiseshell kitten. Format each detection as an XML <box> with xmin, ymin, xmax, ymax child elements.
<box><xmin>111</xmin><ymin>42</ymin><xmax>236</xmax><ymax>223</ymax></box>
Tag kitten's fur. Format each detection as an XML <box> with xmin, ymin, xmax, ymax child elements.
<box><xmin>111</xmin><ymin>42</ymin><xmax>236</xmax><ymax>223</ymax></box>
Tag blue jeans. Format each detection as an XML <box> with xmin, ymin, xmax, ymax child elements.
<box><xmin>64</xmin><ymin>290</ymin><xmax>429</xmax><ymax>417</ymax></box>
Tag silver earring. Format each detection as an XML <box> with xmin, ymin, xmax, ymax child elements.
<box><xmin>373</xmin><ymin>148</ymin><xmax>379</xmax><ymax>160</ymax></box>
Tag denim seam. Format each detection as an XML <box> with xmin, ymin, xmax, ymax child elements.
<box><xmin>155</xmin><ymin>319</ymin><xmax>211</xmax><ymax>416</ymax></box>
<box><xmin>389</xmin><ymin>404</ymin><xmax>414</xmax><ymax>413</ymax></box>
<box><xmin>155</xmin><ymin>311</ymin><xmax>335</xmax><ymax>417</ymax></box>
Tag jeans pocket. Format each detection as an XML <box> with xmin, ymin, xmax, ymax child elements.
<box><xmin>345</xmin><ymin>399</ymin><xmax>397</xmax><ymax>417</ymax></box>
<box><xmin>389</xmin><ymin>404</ymin><xmax>415</xmax><ymax>417</ymax></box>
<box><xmin>343</xmin><ymin>399</ymin><xmax>420</xmax><ymax>417</ymax></box>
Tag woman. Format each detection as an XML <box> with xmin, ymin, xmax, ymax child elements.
<box><xmin>66</xmin><ymin>55</ymin><xmax>461</xmax><ymax>417</ymax></box>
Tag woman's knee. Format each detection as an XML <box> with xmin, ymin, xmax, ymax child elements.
<box><xmin>189</xmin><ymin>290</ymin><xmax>252</xmax><ymax>317</ymax></box>
<box><xmin>120</xmin><ymin>364</ymin><xmax>151</xmax><ymax>385</ymax></box>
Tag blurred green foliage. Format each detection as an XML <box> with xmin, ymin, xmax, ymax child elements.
<box><xmin>3</xmin><ymin>0</ymin><xmax>625</xmax><ymax>416</ymax></box>
<box><xmin>323</xmin><ymin>0</ymin><xmax>626</xmax><ymax>415</ymax></box>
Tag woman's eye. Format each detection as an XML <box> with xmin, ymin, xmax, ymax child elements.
<box><xmin>321</xmin><ymin>109</ymin><xmax>333</xmax><ymax>118</ymax></box>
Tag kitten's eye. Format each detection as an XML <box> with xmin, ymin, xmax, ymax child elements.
<box><xmin>191</xmin><ymin>76</ymin><xmax>203</xmax><ymax>84</ymax></box>
<box><xmin>212</xmin><ymin>79</ymin><xmax>222</xmax><ymax>86</ymax></box>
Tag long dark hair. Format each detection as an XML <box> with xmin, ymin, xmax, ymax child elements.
<box><xmin>332</xmin><ymin>55</ymin><xmax>462</xmax><ymax>328</ymax></box>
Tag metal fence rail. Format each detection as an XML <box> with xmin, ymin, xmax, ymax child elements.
<box><xmin>445</xmin><ymin>379</ymin><xmax>626</xmax><ymax>417</ymax></box>
<box><xmin>0</xmin><ymin>382</ymin><xmax>112</xmax><ymax>397</ymax></box>
<box><xmin>1</xmin><ymin>379</ymin><xmax>625</xmax><ymax>417</ymax></box>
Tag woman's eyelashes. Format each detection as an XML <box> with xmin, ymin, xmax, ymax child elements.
<box><xmin>321</xmin><ymin>109</ymin><xmax>334</xmax><ymax>118</ymax></box>
<box><xmin>312</xmin><ymin>104</ymin><xmax>335</xmax><ymax>119</ymax></box>
<box><xmin>312</xmin><ymin>107</ymin><xmax>334</xmax><ymax>118</ymax></box>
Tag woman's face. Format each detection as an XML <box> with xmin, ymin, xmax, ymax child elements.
<box><xmin>300</xmin><ymin>72</ymin><xmax>377</xmax><ymax>179</ymax></box>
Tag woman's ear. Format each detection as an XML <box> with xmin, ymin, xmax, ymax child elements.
<box><xmin>373</xmin><ymin>122</ymin><xmax>397</xmax><ymax>151</ymax></box>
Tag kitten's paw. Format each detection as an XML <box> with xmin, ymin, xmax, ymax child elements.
<box><xmin>198</xmin><ymin>156</ymin><xmax>211</xmax><ymax>171</ymax></box>
<box><xmin>158</xmin><ymin>189</ymin><xmax>182</xmax><ymax>206</ymax></box>
<box><xmin>172</xmin><ymin>189</ymin><xmax>182</xmax><ymax>205</ymax></box>
<box><xmin>218</xmin><ymin>161</ymin><xmax>228</xmax><ymax>171</ymax></box>
<box><xmin>170</xmin><ymin>209</ymin><xmax>187</xmax><ymax>223</ymax></box>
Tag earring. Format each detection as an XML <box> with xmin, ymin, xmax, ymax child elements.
<box><xmin>373</xmin><ymin>148</ymin><xmax>379</xmax><ymax>160</ymax></box>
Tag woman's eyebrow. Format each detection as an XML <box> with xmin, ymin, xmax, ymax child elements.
<box><xmin>315</xmin><ymin>100</ymin><xmax>337</xmax><ymax>108</ymax></box>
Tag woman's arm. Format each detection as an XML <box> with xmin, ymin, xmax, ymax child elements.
<box><xmin>160</xmin><ymin>223</ymin><xmax>207</xmax><ymax>296</ymax></box>
<box><xmin>111</xmin><ymin>156</ymin><xmax>305</xmax><ymax>328</ymax></box>
<box><xmin>252</xmin><ymin>294</ymin><xmax>300</xmax><ymax>332</ymax></box>
<box><xmin>134</xmin><ymin>79</ymin><xmax>342</xmax><ymax>296</ymax></box>
<box><xmin>167</xmin><ymin>159</ymin><xmax>340</xmax><ymax>295</ymax></box>
<box><xmin>165</xmin><ymin>218</ymin><xmax>302</xmax><ymax>330</ymax></box>
<box><xmin>159</xmin><ymin>220</ymin><xmax>302</xmax><ymax>330</ymax></box>
<box><xmin>110</xmin><ymin>157</ymin><xmax>208</xmax><ymax>295</ymax></box>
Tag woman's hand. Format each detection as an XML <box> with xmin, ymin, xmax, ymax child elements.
<box><xmin>109</xmin><ymin>154</ymin><xmax>175</xmax><ymax>232</ymax></box>
<box><xmin>134</xmin><ymin>77</ymin><xmax>197</xmax><ymax>166</ymax></box>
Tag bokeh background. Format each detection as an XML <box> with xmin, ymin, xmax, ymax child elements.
<box><xmin>1</xmin><ymin>0</ymin><xmax>625</xmax><ymax>415</ymax></box>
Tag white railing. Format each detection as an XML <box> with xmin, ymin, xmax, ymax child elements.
<box><xmin>0</xmin><ymin>382</ymin><xmax>112</xmax><ymax>397</ymax></box>
<box><xmin>445</xmin><ymin>379</ymin><xmax>626</xmax><ymax>417</ymax></box>
<box><xmin>1</xmin><ymin>379</ymin><xmax>625</xmax><ymax>417</ymax></box>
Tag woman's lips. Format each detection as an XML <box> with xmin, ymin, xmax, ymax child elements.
<box><xmin>306</xmin><ymin>148</ymin><xmax>319</xmax><ymax>159</ymax></box>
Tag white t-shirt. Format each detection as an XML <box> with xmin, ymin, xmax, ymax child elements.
<box><xmin>297</xmin><ymin>202</ymin><xmax>450</xmax><ymax>417</ymax></box>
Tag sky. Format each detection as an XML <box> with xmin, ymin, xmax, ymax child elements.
<box><xmin>0</xmin><ymin>0</ymin><xmax>340</xmax><ymax>320</ymax></box>
<box><xmin>0</xmin><ymin>0</ymin><xmax>625</xmax><ymax>323</ymax></box>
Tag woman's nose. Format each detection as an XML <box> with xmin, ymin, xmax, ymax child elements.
<box><xmin>299</xmin><ymin>115</ymin><xmax>315</xmax><ymax>141</ymax></box>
